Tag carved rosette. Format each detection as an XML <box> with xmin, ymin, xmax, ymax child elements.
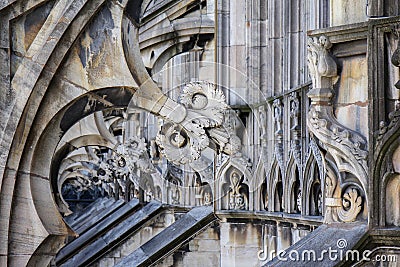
<box><xmin>156</xmin><ymin>81</ymin><xmax>228</xmax><ymax>165</ymax></box>
<box><xmin>307</xmin><ymin>35</ymin><xmax>367</xmax><ymax>223</ymax></box>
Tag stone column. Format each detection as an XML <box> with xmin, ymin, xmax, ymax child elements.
<box><xmin>277</xmin><ymin>222</ymin><xmax>292</xmax><ymax>253</ymax></box>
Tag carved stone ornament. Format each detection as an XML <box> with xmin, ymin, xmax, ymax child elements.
<box><xmin>306</xmin><ymin>35</ymin><xmax>366</xmax><ymax>222</ymax></box>
<box><xmin>307</xmin><ymin>35</ymin><xmax>368</xmax><ymax>196</ymax></box>
<box><xmin>228</xmin><ymin>171</ymin><xmax>248</xmax><ymax>210</ymax></box>
<box><xmin>156</xmin><ymin>81</ymin><xmax>228</xmax><ymax>164</ymax></box>
<box><xmin>323</xmin><ymin>157</ymin><xmax>364</xmax><ymax>223</ymax></box>
<box><xmin>273</xmin><ymin>99</ymin><xmax>283</xmax><ymax>135</ymax></box>
<box><xmin>307</xmin><ymin>36</ymin><xmax>338</xmax><ymax>90</ymax></box>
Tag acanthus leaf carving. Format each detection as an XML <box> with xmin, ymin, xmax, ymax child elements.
<box><xmin>156</xmin><ymin>81</ymin><xmax>228</xmax><ymax>165</ymax></box>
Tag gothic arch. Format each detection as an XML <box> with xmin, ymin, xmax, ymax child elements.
<box><xmin>254</xmin><ymin>157</ymin><xmax>267</xmax><ymax>211</ymax></box>
<box><xmin>215</xmin><ymin>158</ymin><xmax>253</xmax><ymax>210</ymax></box>
<box><xmin>0</xmin><ymin>1</ymin><xmax>108</xmax><ymax>265</ymax></box>
<box><xmin>50</xmin><ymin>135</ymin><xmax>117</xmax><ymax>214</ymax></box>
<box><xmin>285</xmin><ymin>154</ymin><xmax>302</xmax><ymax>214</ymax></box>
<box><xmin>302</xmin><ymin>143</ymin><xmax>325</xmax><ymax>216</ymax></box>
<box><xmin>27</xmin><ymin>88</ymin><xmax>135</xmax><ymax>262</ymax></box>
<box><xmin>267</xmin><ymin>159</ymin><xmax>284</xmax><ymax>212</ymax></box>
<box><xmin>374</xmin><ymin>134</ymin><xmax>400</xmax><ymax>226</ymax></box>
<box><xmin>165</xmin><ymin>173</ymin><xmax>183</xmax><ymax>205</ymax></box>
<box><xmin>219</xmin><ymin>167</ymin><xmax>249</xmax><ymax>211</ymax></box>
<box><xmin>139</xmin><ymin>171</ymin><xmax>156</xmax><ymax>202</ymax></box>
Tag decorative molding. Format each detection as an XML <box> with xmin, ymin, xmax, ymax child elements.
<box><xmin>323</xmin><ymin>156</ymin><xmax>364</xmax><ymax>223</ymax></box>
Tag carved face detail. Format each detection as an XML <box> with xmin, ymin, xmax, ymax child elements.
<box><xmin>191</xmin><ymin>93</ymin><xmax>208</xmax><ymax>109</ymax></box>
<box><xmin>231</xmin><ymin>172</ymin><xmax>240</xmax><ymax>186</ymax></box>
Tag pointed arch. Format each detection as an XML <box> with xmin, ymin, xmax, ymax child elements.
<box><xmin>302</xmin><ymin>141</ymin><xmax>325</xmax><ymax>216</ymax></box>
<box><xmin>216</xmin><ymin>157</ymin><xmax>253</xmax><ymax>210</ymax></box>
<box><xmin>267</xmin><ymin>158</ymin><xmax>284</xmax><ymax>212</ymax></box>
<box><xmin>285</xmin><ymin>153</ymin><xmax>302</xmax><ymax>214</ymax></box>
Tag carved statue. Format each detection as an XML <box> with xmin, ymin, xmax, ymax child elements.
<box><xmin>273</xmin><ymin>99</ymin><xmax>283</xmax><ymax>135</ymax></box>
<box><xmin>228</xmin><ymin>171</ymin><xmax>248</xmax><ymax>210</ymax></box>
<box><xmin>307</xmin><ymin>35</ymin><xmax>338</xmax><ymax>89</ymax></box>
<box><xmin>289</xmin><ymin>92</ymin><xmax>300</xmax><ymax>131</ymax></box>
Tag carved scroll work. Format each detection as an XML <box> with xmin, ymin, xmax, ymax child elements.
<box><xmin>306</xmin><ymin>36</ymin><xmax>367</xmax><ymax>223</ymax></box>
<box><xmin>122</xmin><ymin>15</ymin><xmax>228</xmax><ymax>166</ymax></box>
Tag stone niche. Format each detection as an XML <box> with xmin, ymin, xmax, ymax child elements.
<box><xmin>220</xmin><ymin>167</ymin><xmax>249</xmax><ymax>211</ymax></box>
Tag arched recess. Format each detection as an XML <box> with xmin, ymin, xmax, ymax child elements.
<box><xmin>24</xmin><ymin>87</ymin><xmax>135</xmax><ymax>266</ymax></box>
<box><xmin>190</xmin><ymin>172</ymin><xmax>213</xmax><ymax>207</ymax></box>
<box><xmin>384</xmin><ymin>172</ymin><xmax>400</xmax><ymax>226</ymax></box>
<box><xmin>285</xmin><ymin>154</ymin><xmax>302</xmax><ymax>214</ymax></box>
<box><xmin>0</xmin><ymin>1</ymin><xmax>107</xmax><ymax>265</ymax></box>
<box><xmin>376</xmin><ymin>141</ymin><xmax>400</xmax><ymax>226</ymax></box>
<box><xmin>139</xmin><ymin>171</ymin><xmax>156</xmax><ymax>203</ymax></box>
<box><xmin>215</xmin><ymin>158</ymin><xmax>253</xmax><ymax>210</ymax></box>
<box><xmin>220</xmin><ymin>167</ymin><xmax>249</xmax><ymax>211</ymax></box>
<box><xmin>137</xmin><ymin>0</ymin><xmax>214</xmax><ymax>74</ymax></box>
<box><xmin>266</xmin><ymin>159</ymin><xmax>284</xmax><ymax>212</ymax></box>
<box><xmin>302</xmin><ymin>143</ymin><xmax>325</xmax><ymax>217</ymax></box>
<box><xmin>50</xmin><ymin>134</ymin><xmax>117</xmax><ymax>214</ymax></box>
<box><xmin>166</xmin><ymin>174</ymin><xmax>183</xmax><ymax>205</ymax></box>
<box><xmin>254</xmin><ymin>158</ymin><xmax>267</xmax><ymax>211</ymax></box>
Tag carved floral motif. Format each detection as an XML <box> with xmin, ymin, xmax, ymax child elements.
<box><xmin>156</xmin><ymin>81</ymin><xmax>228</xmax><ymax>164</ymax></box>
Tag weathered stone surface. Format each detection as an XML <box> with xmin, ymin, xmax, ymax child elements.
<box><xmin>267</xmin><ymin>223</ymin><xmax>367</xmax><ymax>267</ymax></box>
<box><xmin>57</xmin><ymin>199</ymin><xmax>156</xmax><ymax>266</ymax></box>
<box><xmin>115</xmin><ymin>206</ymin><xmax>215</xmax><ymax>267</ymax></box>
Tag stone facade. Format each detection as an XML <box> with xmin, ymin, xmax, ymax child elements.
<box><xmin>1</xmin><ymin>0</ymin><xmax>400</xmax><ymax>266</ymax></box>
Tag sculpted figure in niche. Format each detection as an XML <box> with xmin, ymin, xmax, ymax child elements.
<box><xmin>228</xmin><ymin>171</ymin><xmax>248</xmax><ymax>210</ymax></box>
<box><xmin>273</xmin><ymin>99</ymin><xmax>283</xmax><ymax>135</ymax></box>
